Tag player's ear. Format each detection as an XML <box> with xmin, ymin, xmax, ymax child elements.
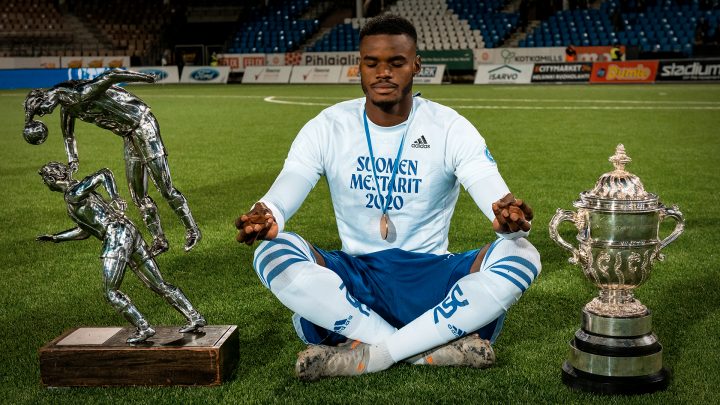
<box><xmin>413</xmin><ymin>54</ymin><xmax>421</xmax><ymax>76</ymax></box>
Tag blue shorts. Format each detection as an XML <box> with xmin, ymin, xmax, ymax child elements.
<box><xmin>294</xmin><ymin>247</ymin><xmax>504</xmax><ymax>345</ymax></box>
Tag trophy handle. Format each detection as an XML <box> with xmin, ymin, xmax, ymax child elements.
<box><xmin>549</xmin><ymin>208</ymin><xmax>581</xmax><ymax>265</ymax></box>
<box><xmin>657</xmin><ymin>204</ymin><xmax>685</xmax><ymax>261</ymax></box>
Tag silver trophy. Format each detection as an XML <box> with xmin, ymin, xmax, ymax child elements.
<box><xmin>549</xmin><ymin>144</ymin><xmax>684</xmax><ymax>394</ymax></box>
<box><xmin>37</xmin><ymin>162</ymin><xmax>206</xmax><ymax>344</ymax></box>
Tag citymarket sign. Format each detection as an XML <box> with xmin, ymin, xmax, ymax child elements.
<box><xmin>531</xmin><ymin>62</ymin><xmax>592</xmax><ymax>83</ymax></box>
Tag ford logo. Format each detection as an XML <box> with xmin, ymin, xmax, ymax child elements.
<box><xmin>139</xmin><ymin>69</ymin><xmax>168</xmax><ymax>80</ymax></box>
<box><xmin>191</xmin><ymin>69</ymin><xmax>219</xmax><ymax>81</ymax></box>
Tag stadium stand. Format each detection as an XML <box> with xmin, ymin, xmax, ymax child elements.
<box><xmin>226</xmin><ymin>0</ymin><xmax>321</xmax><ymax>54</ymax></box>
<box><xmin>519</xmin><ymin>0</ymin><xmax>720</xmax><ymax>58</ymax></box>
<box><xmin>1</xmin><ymin>0</ymin><xmax>717</xmax><ymax>62</ymax></box>
<box><xmin>307</xmin><ymin>0</ymin><xmax>494</xmax><ymax>51</ymax></box>
<box><xmin>74</xmin><ymin>0</ymin><xmax>167</xmax><ymax>59</ymax></box>
<box><xmin>0</xmin><ymin>0</ymin><xmax>69</xmax><ymax>57</ymax></box>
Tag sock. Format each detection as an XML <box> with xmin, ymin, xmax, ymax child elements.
<box><xmin>384</xmin><ymin>237</ymin><xmax>541</xmax><ymax>361</ymax></box>
<box><xmin>254</xmin><ymin>232</ymin><xmax>396</xmax><ymax>344</ymax></box>
<box><xmin>366</xmin><ymin>342</ymin><xmax>395</xmax><ymax>372</ymax></box>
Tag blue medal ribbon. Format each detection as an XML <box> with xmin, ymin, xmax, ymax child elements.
<box><xmin>362</xmin><ymin>99</ymin><xmax>416</xmax><ymax>216</ymax></box>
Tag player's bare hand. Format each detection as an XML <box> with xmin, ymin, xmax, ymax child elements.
<box><xmin>492</xmin><ymin>193</ymin><xmax>534</xmax><ymax>233</ymax></box>
<box><xmin>235</xmin><ymin>202</ymin><xmax>278</xmax><ymax>245</ymax></box>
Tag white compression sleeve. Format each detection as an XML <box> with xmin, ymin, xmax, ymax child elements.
<box><xmin>466</xmin><ymin>174</ymin><xmax>529</xmax><ymax>240</ymax></box>
<box><xmin>259</xmin><ymin>169</ymin><xmax>315</xmax><ymax>232</ymax></box>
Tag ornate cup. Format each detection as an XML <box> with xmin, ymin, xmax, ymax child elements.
<box><xmin>549</xmin><ymin>144</ymin><xmax>684</xmax><ymax>394</ymax></box>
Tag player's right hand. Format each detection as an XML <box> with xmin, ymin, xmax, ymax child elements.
<box><xmin>492</xmin><ymin>193</ymin><xmax>534</xmax><ymax>233</ymax></box>
<box><xmin>36</xmin><ymin>234</ymin><xmax>55</xmax><ymax>243</ymax></box>
<box><xmin>235</xmin><ymin>202</ymin><xmax>278</xmax><ymax>245</ymax></box>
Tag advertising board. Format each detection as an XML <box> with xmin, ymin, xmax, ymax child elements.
<box><xmin>474</xmin><ymin>63</ymin><xmax>533</xmax><ymax>84</ymax></box>
<box><xmin>289</xmin><ymin>65</ymin><xmax>342</xmax><ymax>83</ymax></box>
<box><xmin>60</xmin><ymin>56</ymin><xmax>130</xmax><ymax>68</ymax></box>
<box><xmin>180</xmin><ymin>66</ymin><xmax>230</xmax><ymax>83</ymax></box>
<box><xmin>656</xmin><ymin>59</ymin><xmax>720</xmax><ymax>81</ymax></box>
<box><xmin>134</xmin><ymin>66</ymin><xmax>180</xmax><ymax>84</ymax></box>
<box><xmin>413</xmin><ymin>64</ymin><xmax>445</xmax><ymax>84</ymax></box>
<box><xmin>242</xmin><ymin>66</ymin><xmax>292</xmax><ymax>83</ymax></box>
<box><xmin>217</xmin><ymin>53</ymin><xmax>266</xmax><ymax>73</ymax></box>
<box><xmin>475</xmin><ymin>47</ymin><xmax>565</xmax><ymax>65</ymax></box>
<box><xmin>531</xmin><ymin>62</ymin><xmax>592</xmax><ymax>83</ymax></box>
<box><xmin>590</xmin><ymin>61</ymin><xmax>658</xmax><ymax>84</ymax></box>
<box><xmin>0</xmin><ymin>57</ymin><xmax>61</xmax><ymax>69</ymax></box>
<box><xmin>0</xmin><ymin>68</ymin><xmax>111</xmax><ymax>89</ymax></box>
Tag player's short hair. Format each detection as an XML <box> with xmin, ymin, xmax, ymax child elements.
<box><xmin>360</xmin><ymin>14</ymin><xmax>417</xmax><ymax>44</ymax></box>
<box><xmin>39</xmin><ymin>161</ymin><xmax>70</xmax><ymax>182</ymax></box>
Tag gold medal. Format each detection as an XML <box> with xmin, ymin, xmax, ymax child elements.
<box><xmin>380</xmin><ymin>213</ymin><xmax>389</xmax><ymax>240</ymax></box>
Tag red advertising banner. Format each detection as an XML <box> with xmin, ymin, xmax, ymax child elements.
<box><xmin>590</xmin><ymin>61</ymin><xmax>659</xmax><ymax>84</ymax></box>
<box><xmin>576</xmin><ymin>46</ymin><xmax>626</xmax><ymax>62</ymax></box>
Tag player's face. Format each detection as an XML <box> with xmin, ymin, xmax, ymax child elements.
<box><xmin>359</xmin><ymin>34</ymin><xmax>420</xmax><ymax>110</ymax></box>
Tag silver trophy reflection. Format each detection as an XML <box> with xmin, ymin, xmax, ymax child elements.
<box><xmin>37</xmin><ymin>162</ymin><xmax>206</xmax><ymax>343</ymax></box>
<box><xmin>549</xmin><ymin>145</ymin><xmax>684</xmax><ymax>394</ymax></box>
<box><xmin>24</xmin><ymin>69</ymin><xmax>200</xmax><ymax>256</ymax></box>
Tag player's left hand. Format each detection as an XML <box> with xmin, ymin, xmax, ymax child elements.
<box><xmin>492</xmin><ymin>193</ymin><xmax>534</xmax><ymax>233</ymax></box>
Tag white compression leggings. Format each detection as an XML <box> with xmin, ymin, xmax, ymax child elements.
<box><xmin>253</xmin><ymin>232</ymin><xmax>541</xmax><ymax>361</ymax></box>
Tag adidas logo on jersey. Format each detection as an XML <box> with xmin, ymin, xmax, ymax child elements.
<box><xmin>411</xmin><ymin>135</ymin><xmax>430</xmax><ymax>148</ymax></box>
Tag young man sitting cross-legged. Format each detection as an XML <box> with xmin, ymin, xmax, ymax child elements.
<box><xmin>235</xmin><ymin>14</ymin><xmax>540</xmax><ymax>381</ymax></box>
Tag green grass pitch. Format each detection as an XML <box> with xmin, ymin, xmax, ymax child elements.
<box><xmin>1</xmin><ymin>83</ymin><xmax>719</xmax><ymax>403</ymax></box>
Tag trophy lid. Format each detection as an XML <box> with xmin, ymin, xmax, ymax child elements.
<box><xmin>574</xmin><ymin>144</ymin><xmax>659</xmax><ymax>211</ymax></box>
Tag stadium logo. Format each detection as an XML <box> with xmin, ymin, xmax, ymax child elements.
<box><xmin>411</xmin><ymin>135</ymin><xmax>430</xmax><ymax>148</ymax></box>
<box><xmin>190</xmin><ymin>68</ymin><xmax>220</xmax><ymax>81</ymax></box>
<box><xmin>139</xmin><ymin>69</ymin><xmax>168</xmax><ymax>81</ymax></box>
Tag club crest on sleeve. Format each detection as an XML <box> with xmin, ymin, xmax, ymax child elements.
<box><xmin>484</xmin><ymin>147</ymin><xmax>495</xmax><ymax>163</ymax></box>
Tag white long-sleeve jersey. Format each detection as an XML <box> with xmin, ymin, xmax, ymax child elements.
<box><xmin>260</xmin><ymin>96</ymin><xmax>516</xmax><ymax>256</ymax></box>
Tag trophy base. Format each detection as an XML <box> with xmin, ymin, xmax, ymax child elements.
<box><xmin>562</xmin><ymin>361</ymin><xmax>670</xmax><ymax>395</ymax></box>
<box><xmin>562</xmin><ymin>309</ymin><xmax>670</xmax><ymax>395</ymax></box>
<box><xmin>39</xmin><ymin>325</ymin><xmax>238</xmax><ymax>387</ymax></box>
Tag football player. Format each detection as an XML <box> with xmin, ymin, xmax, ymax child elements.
<box><xmin>236</xmin><ymin>14</ymin><xmax>539</xmax><ymax>381</ymax></box>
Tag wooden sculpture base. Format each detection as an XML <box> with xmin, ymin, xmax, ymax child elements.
<box><xmin>39</xmin><ymin>325</ymin><xmax>238</xmax><ymax>387</ymax></box>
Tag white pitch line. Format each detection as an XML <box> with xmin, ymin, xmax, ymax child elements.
<box><xmin>452</xmin><ymin>105</ymin><xmax>720</xmax><ymax>110</ymax></box>
<box><xmin>264</xmin><ymin>95</ymin><xmax>720</xmax><ymax>105</ymax></box>
<box><xmin>263</xmin><ymin>96</ymin><xmax>330</xmax><ymax>106</ymax></box>
<box><xmin>260</xmin><ymin>96</ymin><xmax>720</xmax><ymax>109</ymax></box>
